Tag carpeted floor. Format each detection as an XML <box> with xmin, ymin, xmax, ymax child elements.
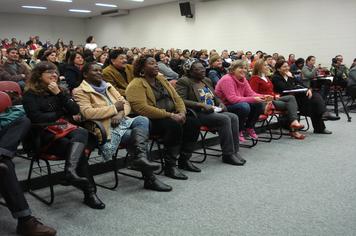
<box><xmin>1</xmin><ymin>113</ymin><xmax>355</xmax><ymax>236</ymax></box>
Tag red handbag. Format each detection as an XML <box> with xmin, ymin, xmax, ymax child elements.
<box><xmin>46</xmin><ymin>118</ymin><xmax>78</xmax><ymax>139</ymax></box>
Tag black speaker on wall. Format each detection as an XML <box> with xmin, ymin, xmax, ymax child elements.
<box><xmin>179</xmin><ymin>2</ymin><xmax>193</xmax><ymax>18</ymax></box>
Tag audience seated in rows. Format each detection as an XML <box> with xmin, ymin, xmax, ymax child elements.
<box><xmin>73</xmin><ymin>62</ymin><xmax>172</xmax><ymax>192</ymax></box>
<box><xmin>0</xmin><ymin>33</ymin><xmax>354</xmax><ymax>236</ymax></box>
<box><xmin>272</xmin><ymin>60</ymin><xmax>339</xmax><ymax>134</ymax></box>
<box><xmin>250</xmin><ymin>59</ymin><xmax>306</xmax><ymax>139</ymax></box>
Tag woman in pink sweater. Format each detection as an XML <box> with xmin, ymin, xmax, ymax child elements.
<box><xmin>215</xmin><ymin>60</ymin><xmax>266</xmax><ymax>142</ymax></box>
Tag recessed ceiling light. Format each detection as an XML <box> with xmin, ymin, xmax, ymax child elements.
<box><xmin>130</xmin><ymin>0</ymin><xmax>144</xmax><ymax>2</ymax></box>
<box><xmin>22</xmin><ymin>5</ymin><xmax>47</xmax><ymax>9</ymax></box>
<box><xmin>51</xmin><ymin>0</ymin><xmax>73</xmax><ymax>2</ymax></box>
<box><xmin>95</xmin><ymin>3</ymin><xmax>118</xmax><ymax>8</ymax></box>
<box><xmin>69</xmin><ymin>9</ymin><xmax>92</xmax><ymax>13</ymax></box>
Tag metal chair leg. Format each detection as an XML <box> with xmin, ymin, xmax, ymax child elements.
<box><xmin>27</xmin><ymin>158</ymin><xmax>55</xmax><ymax>205</ymax></box>
<box><xmin>95</xmin><ymin>154</ymin><xmax>119</xmax><ymax>190</ymax></box>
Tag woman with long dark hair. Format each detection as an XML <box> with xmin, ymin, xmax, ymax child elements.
<box><xmin>64</xmin><ymin>51</ymin><xmax>85</xmax><ymax>91</ymax></box>
<box><xmin>23</xmin><ymin>61</ymin><xmax>105</xmax><ymax>209</ymax></box>
<box><xmin>272</xmin><ymin>60</ymin><xmax>339</xmax><ymax>134</ymax></box>
<box><xmin>250</xmin><ymin>59</ymin><xmax>306</xmax><ymax>139</ymax></box>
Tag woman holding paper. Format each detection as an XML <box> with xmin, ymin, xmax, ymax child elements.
<box><xmin>176</xmin><ymin>59</ymin><xmax>246</xmax><ymax>166</ymax></box>
<box><xmin>272</xmin><ymin>60</ymin><xmax>339</xmax><ymax>134</ymax></box>
<box><xmin>250</xmin><ymin>59</ymin><xmax>305</xmax><ymax>139</ymax></box>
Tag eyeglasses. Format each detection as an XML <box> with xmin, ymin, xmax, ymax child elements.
<box><xmin>43</xmin><ymin>70</ymin><xmax>59</xmax><ymax>76</ymax></box>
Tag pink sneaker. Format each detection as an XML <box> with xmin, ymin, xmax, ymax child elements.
<box><xmin>239</xmin><ymin>131</ymin><xmax>246</xmax><ymax>142</ymax></box>
<box><xmin>246</xmin><ymin>128</ymin><xmax>258</xmax><ymax>139</ymax></box>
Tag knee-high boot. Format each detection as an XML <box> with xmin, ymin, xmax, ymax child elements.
<box><xmin>76</xmin><ymin>157</ymin><xmax>105</xmax><ymax>209</ymax></box>
<box><xmin>64</xmin><ymin>142</ymin><xmax>90</xmax><ymax>188</ymax></box>
<box><xmin>127</xmin><ymin>128</ymin><xmax>160</xmax><ymax>172</ymax></box>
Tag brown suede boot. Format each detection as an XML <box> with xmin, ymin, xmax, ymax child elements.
<box><xmin>17</xmin><ymin>216</ymin><xmax>57</xmax><ymax>236</ymax></box>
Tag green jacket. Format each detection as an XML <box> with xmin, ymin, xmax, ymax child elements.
<box><xmin>330</xmin><ymin>64</ymin><xmax>349</xmax><ymax>81</ymax></box>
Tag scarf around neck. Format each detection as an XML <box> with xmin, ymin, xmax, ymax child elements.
<box><xmin>89</xmin><ymin>80</ymin><xmax>108</xmax><ymax>95</ymax></box>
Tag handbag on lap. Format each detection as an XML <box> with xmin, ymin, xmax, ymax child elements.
<box><xmin>46</xmin><ymin>118</ymin><xmax>78</xmax><ymax>139</ymax></box>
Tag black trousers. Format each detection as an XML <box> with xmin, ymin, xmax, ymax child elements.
<box><xmin>295</xmin><ymin>92</ymin><xmax>326</xmax><ymax>132</ymax></box>
<box><xmin>0</xmin><ymin>116</ymin><xmax>31</xmax><ymax>218</ymax></box>
<box><xmin>44</xmin><ymin>128</ymin><xmax>88</xmax><ymax>157</ymax></box>
<box><xmin>150</xmin><ymin>116</ymin><xmax>200</xmax><ymax>153</ymax></box>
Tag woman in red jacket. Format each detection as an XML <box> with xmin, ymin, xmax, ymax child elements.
<box><xmin>250</xmin><ymin>59</ymin><xmax>305</xmax><ymax>139</ymax></box>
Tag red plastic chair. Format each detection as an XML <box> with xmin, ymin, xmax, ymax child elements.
<box><xmin>0</xmin><ymin>91</ymin><xmax>12</xmax><ymax>112</ymax></box>
<box><xmin>191</xmin><ymin>126</ymin><xmax>221</xmax><ymax>163</ymax></box>
<box><xmin>0</xmin><ymin>81</ymin><xmax>22</xmax><ymax>95</ymax></box>
<box><xmin>26</xmin><ymin>120</ymin><xmax>109</xmax><ymax>205</ymax></box>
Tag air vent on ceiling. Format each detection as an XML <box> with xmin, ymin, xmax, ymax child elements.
<box><xmin>101</xmin><ymin>9</ymin><xmax>129</xmax><ymax>17</ymax></box>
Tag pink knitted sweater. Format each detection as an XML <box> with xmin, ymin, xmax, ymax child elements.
<box><xmin>215</xmin><ymin>74</ymin><xmax>261</xmax><ymax>105</ymax></box>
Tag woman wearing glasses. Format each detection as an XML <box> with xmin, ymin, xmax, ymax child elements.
<box><xmin>23</xmin><ymin>61</ymin><xmax>105</xmax><ymax>209</ymax></box>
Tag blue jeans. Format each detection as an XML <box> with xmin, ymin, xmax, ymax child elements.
<box><xmin>120</xmin><ymin>116</ymin><xmax>149</xmax><ymax>145</ymax></box>
<box><xmin>227</xmin><ymin>102</ymin><xmax>264</xmax><ymax>130</ymax></box>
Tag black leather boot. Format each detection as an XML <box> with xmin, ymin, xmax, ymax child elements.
<box><xmin>128</xmin><ymin>128</ymin><xmax>160</xmax><ymax>172</ymax></box>
<box><xmin>164</xmin><ymin>146</ymin><xmax>188</xmax><ymax>180</ymax></box>
<box><xmin>143</xmin><ymin>174</ymin><xmax>172</xmax><ymax>192</ymax></box>
<box><xmin>83</xmin><ymin>186</ymin><xmax>105</xmax><ymax>210</ymax></box>
<box><xmin>178</xmin><ymin>152</ymin><xmax>201</xmax><ymax>172</ymax></box>
<box><xmin>64</xmin><ymin>142</ymin><xmax>90</xmax><ymax>188</ymax></box>
<box><xmin>222</xmin><ymin>154</ymin><xmax>245</xmax><ymax>166</ymax></box>
<box><xmin>76</xmin><ymin>158</ymin><xmax>104</xmax><ymax>209</ymax></box>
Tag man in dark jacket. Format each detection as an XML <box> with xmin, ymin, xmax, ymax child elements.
<box><xmin>0</xmin><ymin>48</ymin><xmax>31</xmax><ymax>90</ymax></box>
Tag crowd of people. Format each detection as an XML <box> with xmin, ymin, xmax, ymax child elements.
<box><xmin>1</xmin><ymin>35</ymin><xmax>355</xmax><ymax>236</ymax></box>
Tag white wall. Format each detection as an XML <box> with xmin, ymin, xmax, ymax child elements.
<box><xmin>0</xmin><ymin>13</ymin><xmax>86</xmax><ymax>46</ymax></box>
<box><xmin>86</xmin><ymin>0</ymin><xmax>356</xmax><ymax>66</ymax></box>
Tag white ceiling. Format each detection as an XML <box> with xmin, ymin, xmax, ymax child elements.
<box><xmin>0</xmin><ymin>0</ymin><xmax>178</xmax><ymax>18</ymax></box>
